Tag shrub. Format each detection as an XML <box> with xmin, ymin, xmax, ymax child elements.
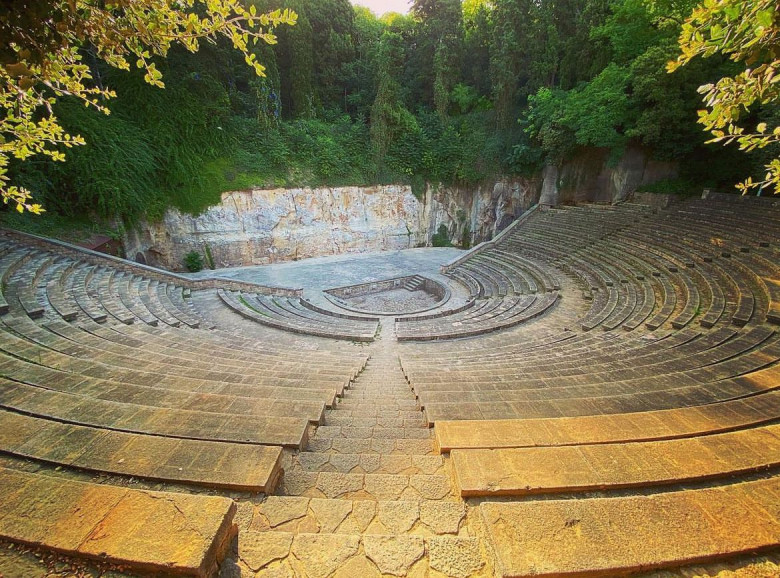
<box><xmin>432</xmin><ymin>224</ymin><xmax>452</xmax><ymax>247</ymax></box>
<box><xmin>184</xmin><ymin>251</ymin><xmax>204</xmax><ymax>272</ymax></box>
<box><xmin>461</xmin><ymin>222</ymin><xmax>471</xmax><ymax>249</ymax></box>
<box><xmin>203</xmin><ymin>243</ymin><xmax>216</xmax><ymax>270</ymax></box>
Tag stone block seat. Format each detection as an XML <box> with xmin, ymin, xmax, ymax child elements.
<box><xmin>0</xmin><ymin>233</ymin><xmax>378</xmax><ymax>576</ymax></box>
<box><xmin>0</xmin><ymin>467</ymin><xmax>238</xmax><ymax>577</ymax></box>
<box><xmin>397</xmin><ymin>234</ymin><xmax>562</xmax><ymax>340</ymax></box>
<box><xmin>218</xmin><ymin>289</ymin><xmax>379</xmax><ymax>341</ymax></box>
<box><xmin>396</xmin><ymin>292</ymin><xmax>559</xmax><ymax>341</ymax></box>
<box><xmin>4</xmin><ymin>194</ymin><xmax>780</xmax><ymax>577</ymax></box>
<box><xmin>389</xmin><ymin>196</ymin><xmax>780</xmax><ymax>576</ymax></box>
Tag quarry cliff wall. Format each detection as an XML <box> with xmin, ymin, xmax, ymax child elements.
<box><xmin>124</xmin><ymin>180</ymin><xmax>539</xmax><ymax>270</ymax></box>
<box><xmin>124</xmin><ymin>145</ymin><xmax>674</xmax><ymax>271</ymax></box>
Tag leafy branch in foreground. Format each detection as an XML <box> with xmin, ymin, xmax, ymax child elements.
<box><xmin>0</xmin><ymin>0</ymin><xmax>297</xmax><ymax>213</ymax></box>
<box><xmin>669</xmin><ymin>0</ymin><xmax>779</xmax><ymax>194</ymax></box>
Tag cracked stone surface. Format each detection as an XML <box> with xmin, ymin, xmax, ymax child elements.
<box><xmin>261</xmin><ymin>497</ymin><xmax>310</xmax><ymax>528</ymax></box>
<box><xmin>309</xmin><ymin>498</ymin><xmax>352</xmax><ymax>532</ymax></box>
<box><xmin>281</xmin><ymin>471</ymin><xmax>318</xmax><ymax>496</ymax></box>
<box><xmin>316</xmin><ymin>472</ymin><xmax>363</xmax><ymax>498</ymax></box>
<box><xmin>290</xmin><ymin>534</ymin><xmax>360</xmax><ymax>578</ymax></box>
<box><xmin>240</xmin><ymin>532</ymin><xmax>292</xmax><ymax>572</ymax></box>
<box><xmin>364</xmin><ymin>474</ymin><xmax>408</xmax><ymax>500</ymax></box>
<box><xmin>363</xmin><ymin>535</ymin><xmax>425</xmax><ymax>576</ymax></box>
<box><xmin>420</xmin><ymin>501</ymin><xmax>466</xmax><ymax>534</ymax></box>
<box><xmin>349</xmin><ymin>501</ymin><xmax>377</xmax><ymax>532</ymax></box>
<box><xmin>377</xmin><ymin>501</ymin><xmax>419</xmax><ymax>533</ymax></box>
<box><xmin>410</xmin><ymin>475</ymin><xmax>451</xmax><ymax>500</ymax></box>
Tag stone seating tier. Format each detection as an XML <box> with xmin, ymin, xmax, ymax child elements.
<box><xmin>2</xmin><ymin>196</ymin><xmax>780</xmax><ymax>576</ymax></box>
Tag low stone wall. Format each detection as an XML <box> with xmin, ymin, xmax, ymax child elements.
<box><xmin>702</xmin><ymin>190</ymin><xmax>780</xmax><ymax>206</ymax></box>
<box><xmin>1</xmin><ymin>228</ymin><xmax>301</xmax><ymax>296</ymax></box>
<box><xmin>324</xmin><ymin>275</ymin><xmax>450</xmax><ymax>316</ymax></box>
<box><xmin>440</xmin><ymin>204</ymin><xmax>539</xmax><ymax>273</ymax></box>
<box><xmin>326</xmin><ymin>276</ymin><xmax>421</xmax><ymax>298</ymax></box>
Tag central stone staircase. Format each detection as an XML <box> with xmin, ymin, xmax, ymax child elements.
<box><xmin>230</xmin><ymin>324</ymin><xmax>492</xmax><ymax>577</ymax></box>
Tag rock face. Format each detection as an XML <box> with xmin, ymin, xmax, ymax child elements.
<box><xmin>123</xmin><ymin>144</ymin><xmax>676</xmax><ymax>271</ymax></box>
<box><xmin>540</xmin><ymin>144</ymin><xmax>678</xmax><ymax>206</ymax></box>
<box><xmin>422</xmin><ymin>178</ymin><xmax>541</xmax><ymax>249</ymax></box>
<box><xmin>125</xmin><ymin>185</ymin><xmax>425</xmax><ymax>270</ymax></box>
<box><xmin>125</xmin><ymin>180</ymin><xmax>542</xmax><ymax>271</ymax></box>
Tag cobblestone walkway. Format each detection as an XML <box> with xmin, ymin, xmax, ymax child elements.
<box><xmin>228</xmin><ymin>320</ymin><xmax>494</xmax><ymax>577</ymax></box>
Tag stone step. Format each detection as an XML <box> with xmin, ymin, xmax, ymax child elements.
<box><xmin>341</xmin><ymin>391</ymin><xmax>413</xmax><ymax>400</ymax></box>
<box><xmin>451</xmin><ymin>424</ymin><xmax>780</xmax><ymax>497</ymax></box>
<box><xmin>278</xmin><ymin>471</ymin><xmax>455</xmax><ymax>501</ymax></box>
<box><xmin>0</xmin><ymin>409</ymin><xmax>283</xmax><ymax>493</ymax></box>
<box><xmin>306</xmin><ymin>437</ymin><xmax>434</xmax><ymax>455</ymax></box>
<box><xmin>248</xmin><ymin>496</ymin><xmax>466</xmax><ymax>536</ymax></box>
<box><xmin>312</xmin><ymin>425</ymin><xmax>433</xmax><ymax>440</ymax></box>
<box><xmin>335</xmin><ymin>400</ymin><xmax>419</xmax><ymax>410</ymax></box>
<box><xmin>330</xmin><ymin>409</ymin><xmax>424</xmax><ymax>420</ymax></box>
<box><xmin>481</xmin><ymin>476</ymin><xmax>780</xmax><ymax>577</ymax></box>
<box><xmin>293</xmin><ymin>452</ymin><xmax>445</xmax><ymax>475</ymax></box>
<box><xmin>323</xmin><ymin>415</ymin><xmax>426</xmax><ymax>428</ymax></box>
<box><xmin>234</xmin><ymin>531</ymin><xmax>487</xmax><ymax>577</ymax></box>
<box><xmin>0</xmin><ymin>466</ymin><xmax>236</xmax><ymax>577</ymax></box>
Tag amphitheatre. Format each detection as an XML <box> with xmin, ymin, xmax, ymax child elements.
<box><xmin>0</xmin><ymin>189</ymin><xmax>779</xmax><ymax>577</ymax></box>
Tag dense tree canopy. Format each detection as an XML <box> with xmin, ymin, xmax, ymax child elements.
<box><xmin>669</xmin><ymin>0</ymin><xmax>779</xmax><ymax>194</ymax></box>
<box><xmin>3</xmin><ymin>0</ymin><xmax>777</xmax><ymax>228</ymax></box>
<box><xmin>1</xmin><ymin>0</ymin><xmax>296</xmax><ymax>213</ymax></box>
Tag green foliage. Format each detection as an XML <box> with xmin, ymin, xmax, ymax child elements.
<box><xmin>0</xmin><ymin>209</ymin><xmax>123</xmax><ymax>244</ymax></box>
<box><xmin>635</xmin><ymin>178</ymin><xmax>700</xmax><ymax>196</ymax></box>
<box><xmin>410</xmin><ymin>174</ymin><xmax>427</xmax><ymax>200</ymax></box>
<box><xmin>8</xmin><ymin>0</ymin><xmax>771</xmax><ymax>227</ymax></box>
<box><xmin>461</xmin><ymin>222</ymin><xmax>472</xmax><ymax>249</ymax></box>
<box><xmin>184</xmin><ymin>251</ymin><xmax>204</xmax><ymax>272</ymax></box>
<box><xmin>1</xmin><ymin>0</ymin><xmax>296</xmax><ymax>213</ymax></box>
<box><xmin>670</xmin><ymin>0</ymin><xmax>780</xmax><ymax>194</ymax></box>
<box><xmin>204</xmin><ymin>244</ymin><xmax>216</xmax><ymax>270</ymax></box>
<box><xmin>432</xmin><ymin>224</ymin><xmax>452</xmax><ymax>247</ymax></box>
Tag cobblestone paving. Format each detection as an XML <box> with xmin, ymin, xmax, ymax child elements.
<box><xmin>222</xmin><ymin>321</ymin><xmax>495</xmax><ymax>578</ymax></box>
<box><xmin>341</xmin><ymin>288</ymin><xmax>442</xmax><ymax>315</ymax></box>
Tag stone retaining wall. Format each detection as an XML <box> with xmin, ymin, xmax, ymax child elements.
<box><xmin>0</xmin><ymin>228</ymin><xmax>301</xmax><ymax>296</ymax></box>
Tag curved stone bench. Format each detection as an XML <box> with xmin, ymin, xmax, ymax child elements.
<box><xmin>0</xmin><ymin>409</ymin><xmax>283</xmax><ymax>492</ymax></box>
<box><xmin>434</xmin><ymin>388</ymin><xmax>780</xmax><ymax>451</ymax></box>
<box><xmin>0</xmin><ymin>467</ymin><xmax>237</xmax><ymax>577</ymax></box>
<box><xmin>481</xmin><ymin>476</ymin><xmax>780</xmax><ymax>577</ymax></box>
<box><xmin>218</xmin><ymin>289</ymin><xmax>377</xmax><ymax>342</ymax></box>
<box><xmin>452</xmin><ymin>423</ymin><xmax>780</xmax><ymax>496</ymax></box>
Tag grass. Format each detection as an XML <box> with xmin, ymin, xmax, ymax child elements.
<box><xmin>239</xmin><ymin>294</ymin><xmax>269</xmax><ymax>316</ymax></box>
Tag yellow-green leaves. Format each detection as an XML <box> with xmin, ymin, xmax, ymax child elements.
<box><xmin>670</xmin><ymin>0</ymin><xmax>779</xmax><ymax>194</ymax></box>
<box><xmin>0</xmin><ymin>0</ymin><xmax>297</xmax><ymax>213</ymax></box>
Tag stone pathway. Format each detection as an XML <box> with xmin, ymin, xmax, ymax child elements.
<box><xmin>227</xmin><ymin>319</ymin><xmax>494</xmax><ymax>577</ymax></box>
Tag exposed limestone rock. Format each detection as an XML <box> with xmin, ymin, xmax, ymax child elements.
<box><xmin>422</xmin><ymin>178</ymin><xmax>540</xmax><ymax>248</ymax></box>
<box><xmin>126</xmin><ymin>185</ymin><xmax>423</xmax><ymax>270</ymax></box>
<box><xmin>540</xmin><ymin>144</ymin><xmax>678</xmax><ymax>206</ymax></box>
<box><xmin>124</xmin><ymin>145</ymin><xmax>674</xmax><ymax>271</ymax></box>
<box><xmin>124</xmin><ymin>180</ymin><xmax>541</xmax><ymax>270</ymax></box>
